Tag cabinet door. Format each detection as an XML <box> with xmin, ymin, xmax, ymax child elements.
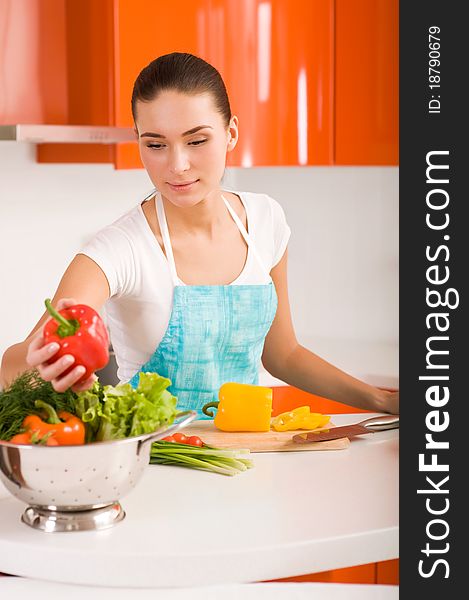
<box><xmin>207</xmin><ymin>0</ymin><xmax>333</xmax><ymax>167</ymax></box>
<box><xmin>37</xmin><ymin>0</ymin><xmax>116</xmax><ymax>164</ymax></box>
<box><xmin>113</xmin><ymin>0</ymin><xmax>207</xmax><ymax>169</ymax></box>
<box><xmin>0</xmin><ymin>0</ymin><xmax>68</xmax><ymax>125</ymax></box>
<box><xmin>335</xmin><ymin>0</ymin><xmax>398</xmax><ymax>164</ymax></box>
<box><xmin>113</xmin><ymin>0</ymin><xmax>334</xmax><ymax>169</ymax></box>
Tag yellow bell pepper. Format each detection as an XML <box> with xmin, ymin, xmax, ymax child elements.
<box><xmin>271</xmin><ymin>406</ymin><xmax>331</xmax><ymax>432</ymax></box>
<box><xmin>202</xmin><ymin>382</ymin><xmax>273</xmax><ymax>432</ymax></box>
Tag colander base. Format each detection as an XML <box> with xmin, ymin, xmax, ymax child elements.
<box><xmin>21</xmin><ymin>501</ymin><xmax>125</xmax><ymax>532</ymax></box>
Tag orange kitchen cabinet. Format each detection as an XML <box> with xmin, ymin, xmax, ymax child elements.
<box><xmin>272</xmin><ymin>385</ymin><xmax>373</xmax><ymax>417</ymax></box>
<box><xmin>0</xmin><ymin>0</ymin><xmax>117</xmax><ymax>162</ymax></box>
<box><xmin>272</xmin><ymin>384</ymin><xmax>397</xmax><ymax>416</ymax></box>
<box><xmin>0</xmin><ymin>0</ymin><xmax>68</xmax><ymax>124</ymax></box>
<box><xmin>267</xmin><ymin>559</ymin><xmax>399</xmax><ymax>584</ymax></box>
<box><xmin>267</xmin><ymin>562</ymin><xmax>377</xmax><ymax>584</ymax></box>
<box><xmin>377</xmin><ymin>558</ymin><xmax>399</xmax><ymax>585</ymax></box>
<box><xmin>6</xmin><ymin>1</ymin><xmax>397</xmax><ymax>167</ymax></box>
<box><xmin>113</xmin><ymin>0</ymin><xmax>334</xmax><ymax>168</ymax></box>
<box><xmin>335</xmin><ymin>0</ymin><xmax>399</xmax><ymax>164</ymax></box>
<box><xmin>30</xmin><ymin>0</ymin><xmax>334</xmax><ymax>168</ymax></box>
<box><xmin>37</xmin><ymin>0</ymin><xmax>117</xmax><ymax>164</ymax></box>
<box><xmin>204</xmin><ymin>0</ymin><xmax>334</xmax><ymax>167</ymax></box>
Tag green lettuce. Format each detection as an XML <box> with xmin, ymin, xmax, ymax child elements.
<box><xmin>73</xmin><ymin>381</ymin><xmax>104</xmax><ymax>443</ymax></box>
<box><xmin>74</xmin><ymin>372</ymin><xmax>178</xmax><ymax>442</ymax></box>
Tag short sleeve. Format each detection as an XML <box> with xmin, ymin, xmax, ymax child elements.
<box><xmin>79</xmin><ymin>226</ymin><xmax>134</xmax><ymax>298</ymax></box>
<box><xmin>269</xmin><ymin>196</ymin><xmax>291</xmax><ymax>267</ymax></box>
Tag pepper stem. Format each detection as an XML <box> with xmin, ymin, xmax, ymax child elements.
<box><xmin>44</xmin><ymin>298</ymin><xmax>79</xmax><ymax>338</ymax></box>
<box><xmin>202</xmin><ymin>401</ymin><xmax>219</xmax><ymax>417</ymax></box>
<box><xmin>35</xmin><ymin>400</ymin><xmax>61</xmax><ymax>424</ymax></box>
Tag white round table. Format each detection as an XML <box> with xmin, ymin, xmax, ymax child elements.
<box><xmin>0</xmin><ymin>414</ymin><xmax>398</xmax><ymax>588</ymax></box>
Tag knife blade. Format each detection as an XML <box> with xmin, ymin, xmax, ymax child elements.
<box><xmin>292</xmin><ymin>414</ymin><xmax>399</xmax><ymax>444</ymax></box>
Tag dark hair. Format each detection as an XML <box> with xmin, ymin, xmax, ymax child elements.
<box><xmin>131</xmin><ymin>52</ymin><xmax>232</xmax><ymax>126</ymax></box>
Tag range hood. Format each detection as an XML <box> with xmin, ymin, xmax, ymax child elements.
<box><xmin>0</xmin><ymin>125</ymin><xmax>135</xmax><ymax>143</ymax></box>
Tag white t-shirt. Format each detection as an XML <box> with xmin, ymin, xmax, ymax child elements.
<box><xmin>80</xmin><ymin>190</ymin><xmax>291</xmax><ymax>383</ymax></box>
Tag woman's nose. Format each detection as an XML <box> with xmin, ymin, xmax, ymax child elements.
<box><xmin>168</xmin><ymin>148</ymin><xmax>190</xmax><ymax>174</ymax></box>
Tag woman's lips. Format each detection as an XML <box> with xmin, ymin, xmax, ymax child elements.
<box><xmin>167</xmin><ymin>180</ymin><xmax>199</xmax><ymax>192</ymax></box>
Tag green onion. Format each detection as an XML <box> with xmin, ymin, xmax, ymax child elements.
<box><xmin>150</xmin><ymin>441</ymin><xmax>254</xmax><ymax>476</ymax></box>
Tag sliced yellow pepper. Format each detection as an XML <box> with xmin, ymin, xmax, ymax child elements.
<box><xmin>271</xmin><ymin>406</ymin><xmax>331</xmax><ymax>432</ymax></box>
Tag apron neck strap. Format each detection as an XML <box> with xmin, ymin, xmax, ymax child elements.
<box><xmin>221</xmin><ymin>194</ymin><xmax>269</xmax><ymax>274</ymax></box>
<box><xmin>156</xmin><ymin>193</ymin><xmax>180</xmax><ymax>286</ymax></box>
<box><xmin>221</xmin><ymin>194</ymin><xmax>251</xmax><ymax>246</ymax></box>
<box><xmin>155</xmin><ymin>191</ymin><xmax>270</xmax><ymax>285</ymax></box>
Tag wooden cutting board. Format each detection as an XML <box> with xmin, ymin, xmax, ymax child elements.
<box><xmin>183</xmin><ymin>421</ymin><xmax>350</xmax><ymax>453</ymax></box>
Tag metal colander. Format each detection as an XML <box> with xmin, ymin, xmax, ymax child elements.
<box><xmin>0</xmin><ymin>410</ymin><xmax>197</xmax><ymax>532</ymax></box>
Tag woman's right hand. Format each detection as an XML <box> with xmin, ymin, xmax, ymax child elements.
<box><xmin>25</xmin><ymin>298</ymin><xmax>97</xmax><ymax>393</ymax></box>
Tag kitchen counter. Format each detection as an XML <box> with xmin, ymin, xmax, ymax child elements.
<box><xmin>0</xmin><ymin>577</ymin><xmax>399</xmax><ymax>600</ymax></box>
<box><xmin>0</xmin><ymin>578</ymin><xmax>399</xmax><ymax>599</ymax></box>
<box><xmin>259</xmin><ymin>337</ymin><xmax>399</xmax><ymax>390</ymax></box>
<box><xmin>0</xmin><ymin>414</ymin><xmax>398</xmax><ymax>588</ymax></box>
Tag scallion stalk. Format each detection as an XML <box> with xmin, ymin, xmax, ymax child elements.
<box><xmin>149</xmin><ymin>441</ymin><xmax>254</xmax><ymax>476</ymax></box>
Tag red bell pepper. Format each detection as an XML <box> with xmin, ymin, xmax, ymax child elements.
<box><xmin>43</xmin><ymin>298</ymin><xmax>109</xmax><ymax>382</ymax></box>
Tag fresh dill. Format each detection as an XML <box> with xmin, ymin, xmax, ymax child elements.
<box><xmin>0</xmin><ymin>370</ymin><xmax>77</xmax><ymax>440</ymax></box>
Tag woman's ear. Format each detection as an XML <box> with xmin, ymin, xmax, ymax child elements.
<box><xmin>227</xmin><ymin>115</ymin><xmax>239</xmax><ymax>152</ymax></box>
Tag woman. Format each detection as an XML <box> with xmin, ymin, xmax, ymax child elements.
<box><xmin>0</xmin><ymin>53</ymin><xmax>398</xmax><ymax>416</ymax></box>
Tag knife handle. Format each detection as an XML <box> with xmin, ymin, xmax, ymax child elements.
<box><xmin>359</xmin><ymin>414</ymin><xmax>399</xmax><ymax>431</ymax></box>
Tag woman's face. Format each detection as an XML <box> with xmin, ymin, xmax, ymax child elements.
<box><xmin>135</xmin><ymin>90</ymin><xmax>238</xmax><ymax>207</ymax></box>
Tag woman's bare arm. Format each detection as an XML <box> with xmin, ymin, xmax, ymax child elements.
<box><xmin>261</xmin><ymin>249</ymin><xmax>399</xmax><ymax>414</ymax></box>
<box><xmin>0</xmin><ymin>254</ymin><xmax>110</xmax><ymax>391</ymax></box>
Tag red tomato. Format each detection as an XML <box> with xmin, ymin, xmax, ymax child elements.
<box><xmin>172</xmin><ymin>432</ymin><xmax>189</xmax><ymax>443</ymax></box>
<box><xmin>187</xmin><ymin>435</ymin><xmax>204</xmax><ymax>447</ymax></box>
<box><xmin>162</xmin><ymin>435</ymin><xmax>176</xmax><ymax>443</ymax></box>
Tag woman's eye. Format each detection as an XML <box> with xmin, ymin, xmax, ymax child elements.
<box><xmin>146</xmin><ymin>139</ymin><xmax>207</xmax><ymax>149</ymax></box>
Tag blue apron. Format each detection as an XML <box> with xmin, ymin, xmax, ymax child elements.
<box><xmin>129</xmin><ymin>192</ymin><xmax>278</xmax><ymax>418</ymax></box>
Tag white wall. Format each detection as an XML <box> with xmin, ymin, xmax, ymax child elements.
<box><xmin>0</xmin><ymin>143</ymin><xmax>398</xmax><ymax>366</ymax></box>
<box><xmin>230</xmin><ymin>166</ymin><xmax>399</xmax><ymax>345</ymax></box>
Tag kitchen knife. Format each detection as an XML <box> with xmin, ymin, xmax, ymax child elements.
<box><xmin>292</xmin><ymin>414</ymin><xmax>399</xmax><ymax>444</ymax></box>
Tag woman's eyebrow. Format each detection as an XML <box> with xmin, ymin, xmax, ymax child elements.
<box><xmin>140</xmin><ymin>125</ymin><xmax>213</xmax><ymax>139</ymax></box>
